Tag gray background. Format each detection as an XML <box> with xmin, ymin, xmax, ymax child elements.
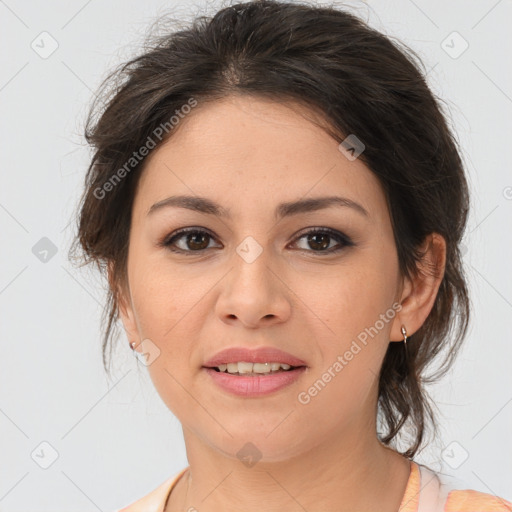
<box><xmin>0</xmin><ymin>0</ymin><xmax>511</xmax><ymax>510</ymax></box>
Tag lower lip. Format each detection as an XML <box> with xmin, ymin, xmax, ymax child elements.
<box><xmin>203</xmin><ymin>367</ymin><xmax>307</xmax><ymax>397</ymax></box>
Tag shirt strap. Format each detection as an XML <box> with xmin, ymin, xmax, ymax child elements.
<box><xmin>417</xmin><ymin>464</ymin><xmax>453</xmax><ymax>512</ymax></box>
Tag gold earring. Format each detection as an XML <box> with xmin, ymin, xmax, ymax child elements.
<box><xmin>400</xmin><ymin>325</ymin><xmax>409</xmax><ymax>357</ymax></box>
<box><xmin>400</xmin><ymin>325</ymin><xmax>408</xmax><ymax>346</ymax></box>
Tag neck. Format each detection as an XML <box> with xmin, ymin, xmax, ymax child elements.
<box><xmin>167</xmin><ymin>426</ymin><xmax>411</xmax><ymax>512</ymax></box>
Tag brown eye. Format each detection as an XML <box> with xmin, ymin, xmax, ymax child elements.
<box><xmin>161</xmin><ymin>226</ymin><xmax>354</xmax><ymax>256</ymax></box>
<box><xmin>185</xmin><ymin>232</ymin><xmax>210</xmax><ymax>250</ymax></box>
<box><xmin>306</xmin><ymin>232</ymin><xmax>331</xmax><ymax>251</ymax></box>
<box><xmin>291</xmin><ymin>228</ymin><xmax>354</xmax><ymax>254</ymax></box>
<box><xmin>163</xmin><ymin>228</ymin><xmax>220</xmax><ymax>254</ymax></box>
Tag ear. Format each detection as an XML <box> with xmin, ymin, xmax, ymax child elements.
<box><xmin>107</xmin><ymin>261</ymin><xmax>140</xmax><ymax>349</ymax></box>
<box><xmin>390</xmin><ymin>233</ymin><xmax>447</xmax><ymax>341</ymax></box>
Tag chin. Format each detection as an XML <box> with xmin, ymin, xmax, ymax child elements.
<box><xmin>207</xmin><ymin>429</ymin><xmax>309</xmax><ymax>466</ymax></box>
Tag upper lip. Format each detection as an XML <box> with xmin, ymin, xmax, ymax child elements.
<box><xmin>203</xmin><ymin>347</ymin><xmax>307</xmax><ymax>368</ymax></box>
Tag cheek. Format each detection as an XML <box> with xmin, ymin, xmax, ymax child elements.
<box><xmin>295</xmin><ymin>270</ymin><xmax>396</xmax><ymax>422</ymax></box>
<box><xmin>126</xmin><ymin>255</ymin><xmax>209</xmax><ymax>393</ymax></box>
<box><xmin>298</xmin><ymin>252</ymin><xmax>399</xmax><ymax>381</ymax></box>
<box><xmin>129</xmin><ymin>251</ymin><xmax>203</xmax><ymax>336</ymax></box>
<box><xmin>129</xmin><ymin>278</ymin><xmax>197</xmax><ymax>415</ymax></box>
<box><xmin>303</xmin><ymin>259</ymin><xmax>397</xmax><ymax>336</ymax></box>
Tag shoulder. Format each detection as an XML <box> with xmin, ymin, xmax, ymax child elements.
<box><xmin>410</xmin><ymin>461</ymin><xmax>511</xmax><ymax>512</ymax></box>
<box><xmin>445</xmin><ymin>488</ymin><xmax>512</xmax><ymax>511</ymax></box>
<box><xmin>113</xmin><ymin>468</ymin><xmax>188</xmax><ymax>512</ymax></box>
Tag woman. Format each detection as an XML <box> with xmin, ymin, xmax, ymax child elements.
<box><xmin>71</xmin><ymin>1</ymin><xmax>511</xmax><ymax>511</ymax></box>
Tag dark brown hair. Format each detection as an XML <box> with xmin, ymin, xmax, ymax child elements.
<box><xmin>70</xmin><ymin>0</ymin><xmax>470</xmax><ymax>459</ymax></box>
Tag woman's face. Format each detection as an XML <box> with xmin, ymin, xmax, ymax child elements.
<box><xmin>118</xmin><ymin>95</ymin><xmax>410</xmax><ymax>462</ymax></box>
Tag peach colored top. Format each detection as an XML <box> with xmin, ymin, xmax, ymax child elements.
<box><xmin>115</xmin><ymin>460</ymin><xmax>512</xmax><ymax>512</ymax></box>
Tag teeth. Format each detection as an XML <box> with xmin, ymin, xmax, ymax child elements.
<box><xmin>226</xmin><ymin>363</ymin><xmax>238</xmax><ymax>373</ymax></box>
<box><xmin>238</xmin><ymin>362</ymin><xmax>253</xmax><ymax>374</ymax></box>
<box><xmin>215</xmin><ymin>362</ymin><xmax>296</xmax><ymax>374</ymax></box>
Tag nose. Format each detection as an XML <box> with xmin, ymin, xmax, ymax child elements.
<box><xmin>215</xmin><ymin>246</ymin><xmax>292</xmax><ymax>329</ymax></box>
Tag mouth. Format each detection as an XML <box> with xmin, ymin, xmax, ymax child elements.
<box><xmin>204</xmin><ymin>361</ymin><xmax>306</xmax><ymax>376</ymax></box>
<box><xmin>201</xmin><ymin>347</ymin><xmax>308</xmax><ymax>396</ymax></box>
<box><xmin>202</xmin><ymin>363</ymin><xmax>307</xmax><ymax>397</ymax></box>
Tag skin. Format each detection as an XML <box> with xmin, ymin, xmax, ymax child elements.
<box><xmin>115</xmin><ymin>94</ymin><xmax>446</xmax><ymax>512</ymax></box>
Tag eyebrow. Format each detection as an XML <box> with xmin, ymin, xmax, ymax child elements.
<box><xmin>147</xmin><ymin>194</ymin><xmax>369</xmax><ymax>220</ymax></box>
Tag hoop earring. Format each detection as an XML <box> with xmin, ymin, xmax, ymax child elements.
<box><xmin>400</xmin><ymin>325</ymin><xmax>408</xmax><ymax>356</ymax></box>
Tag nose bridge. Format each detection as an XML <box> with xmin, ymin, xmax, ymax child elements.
<box><xmin>216</xmin><ymin>234</ymin><xmax>291</xmax><ymax>326</ymax></box>
<box><xmin>231</xmin><ymin>235</ymin><xmax>275</xmax><ymax>297</ymax></box>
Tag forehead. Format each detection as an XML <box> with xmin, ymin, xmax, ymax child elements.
<box><xmin>133</xmin><ymin>95</ymin><xmax>388</xmax><ymax>223</ymax></box>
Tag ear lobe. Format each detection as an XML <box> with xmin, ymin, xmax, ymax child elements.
<box><xmin>390</xmin><ymin>233</ymin><xmax>447</xmax><ymax>342</ymax></box>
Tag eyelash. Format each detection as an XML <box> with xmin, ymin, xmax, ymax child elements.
<box><xmin>159</xmin><ymin>227</ymin><xmax>355</xmax><ymax>256</ymax></box>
